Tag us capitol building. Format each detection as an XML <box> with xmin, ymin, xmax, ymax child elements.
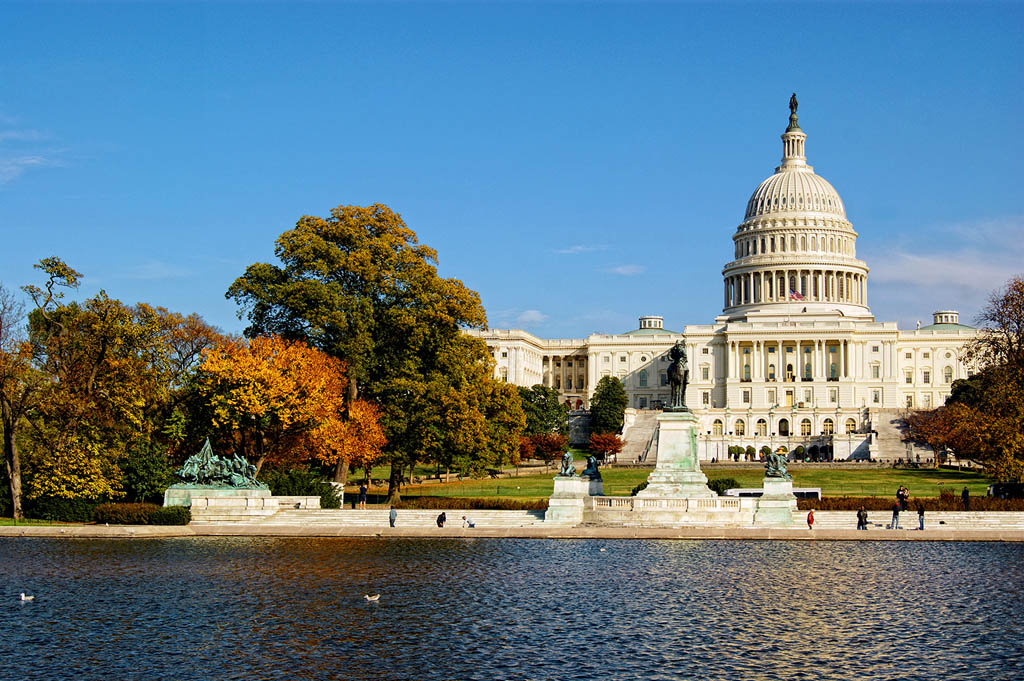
<box><xmin>468</xmin><ymin>100</ymin><xmax>977</xmax><ymax>460</ymax></box>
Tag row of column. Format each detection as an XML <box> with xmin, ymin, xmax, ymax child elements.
<box><xmin>543</xmin><ymin>355</ymin><xmax>587</xmax><ymax>392</ymax></box>
<box><xmin>724</xmin><ymin>269</ymin><xmax>866</xmax><ymax>308</ymax></box>
<box><xmin>726</xmin><ymin>339</ymin><xmax>850</xmax><ymax>381</ymax></box>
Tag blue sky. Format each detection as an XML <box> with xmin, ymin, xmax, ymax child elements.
<box><xmin>2</xmin><ymin>1</ymin><xmax>1021</xmax><ymax>338</ymax></box>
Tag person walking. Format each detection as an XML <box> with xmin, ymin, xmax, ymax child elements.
<box><xmin>890</xmin><ymin>502</ymin><xmax>901</xmax><ymax>530</ymax></box>
<box><xmin>856</xmin><ymin>506</ymin><xmax>868</xmax><ymax>530</ymax></box>
<box><xmin>962</xmin><ymin>486</ymin><xmax>970</xmax><ymax>511</ymax></box>
<box><xmin>358</xmin><ymin>482</ymin><xmax>368</xmax><ymax>510</ymax></box>
<box><xmin>807</xmin><ymin>509</ymin><xmax>815</xmax><ymax>530</ymax></box>
<box><xmin>917</xmin><ymin>503</ymin><xmax>925</xmax><ymax>531</ymax></box>
<box><xmin>436</xmin><ymin>512</ymin><xmax>446</xmax><ymax>528</ymax></box>
<box><xmin>389</xmin><ymin>508</ymin><xmax>397</xmax><ymax>528</ymax></box>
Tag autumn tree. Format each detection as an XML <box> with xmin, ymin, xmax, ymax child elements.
<box><xmin>589</xmin><ymin>432</ymin><xmax>623</xmax><ymax>462</ymax></box>
<box><xmin>531</xmin><ymin>433</ymin><xmax>568</xmax><ymax>469</ymax></box>
<box><xmin>590</xmin><ymin>375</ymin><xmax>628</xmax><ymax>434</ymax></box>
<box><xmin>0</xmin><ymin>284</ymin><xmax>37</xmax><ymax>519</ymax></box>
<box><xmin>908</xmin><ymin>276</ymin><xmax>1024</xmax><ymax>481</ymax></box>
<box><xmin>226</xmin><ymin>204</ymin><xmax>498</xmax><ymax>498</ymax></box>
<box><xmin>197</xmin><ymin>334</ymin><xmax>385</xmax><ymax>475</ymax></box>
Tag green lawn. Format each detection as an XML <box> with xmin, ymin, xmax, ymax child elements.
<box><xmin>395</xmin><ymin>466</ymin><xmax>993</xmax><ymax>501</ymax></box>
<box><xmin>0</xmin><ymin>518</ymin><xmax>80</xmax><ymax>526</ymax></box>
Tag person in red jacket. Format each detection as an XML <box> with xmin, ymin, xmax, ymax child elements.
<box><xmin>807</xmin><ymin>509</ymin><xmax>815</xmax><ymax>529</ymax></box>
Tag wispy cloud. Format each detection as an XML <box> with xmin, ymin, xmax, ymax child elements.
<box><xmin>867</xmin><ymin>216</ymin><xmax>1024</xmax><ymax>327</ymax></box>
<box><xmin>555</xmin><ymin>244</ymin><xmax>608</xmax><ymax>255</ymax></box>
<box><xmin>0</xmin><ymin>156</ymin><xmax>56</xmax><ymax>184</ymax></box>
<box><xmin>516</xmin><ymin>309</ymin><xmax>549</xmax><ymax>326</ymax></box>
<box><xmin>605</xmin><ymin>264</ymin><xmax>646</xmax><ymax>276</ymax></box>
<box><xmin>0</xmin><ymin>129</ymin><xmax>47</xmax><ymax>143</ymax></box>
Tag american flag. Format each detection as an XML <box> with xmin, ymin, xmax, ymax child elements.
<box><xmin>789</xmin><ymin>289</ymin><xmax>805</xmax><ymax>300</ymax></box>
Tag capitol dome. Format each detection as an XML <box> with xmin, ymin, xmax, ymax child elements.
<box><xmin>720</xmin><ymin>97</ymin><xmax>872</xmax><ymax>321</ymax></box>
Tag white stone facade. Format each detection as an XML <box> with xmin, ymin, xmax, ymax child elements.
<box><xmin>468</xmin><ymin>102</ymin><xmax>978</xmax><ymax>460</ymax></box>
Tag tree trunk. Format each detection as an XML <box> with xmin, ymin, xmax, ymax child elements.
<box><xmin>333</xmin><ymin>458</ymin><xmax>348</xmax><ymax>485</ymax></box>
<box><xmin>253</xmin><ymin>456</ymin><xmax>266</xmax><ymax>476</ymax></box>
<box><xmin>445</xmin><ymin>466</ymin><xmax>450</xmax><ymax>484</ymax></box>
<box><xmin>2</xmin><ymin>401</ymin><xmax>23</xmax><ymax>520</ymax></box>
<box><xmin>386</xmin><ymin>463</ymin><xmax>402</xmax><ymax>504</ymax></box>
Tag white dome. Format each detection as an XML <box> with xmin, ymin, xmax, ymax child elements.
<box><xmin>744</xmin><ymin>169</ymin><xmax>845</xmax><ymax>220</ymax></box>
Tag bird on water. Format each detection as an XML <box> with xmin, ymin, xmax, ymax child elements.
<box><xmin>364</xmin><ymin>594</ymin><xmax>380</xmax><ymax>602</ymax></box>
<box><xmin>20</xmin><ymin>593</ymin><xmax>34</xmax><ymax>601</ymax></box>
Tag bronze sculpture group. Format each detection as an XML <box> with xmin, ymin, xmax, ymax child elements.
<box><xmin>174</xmin><ymin>438</ymin><xmax>266</xmax><ymax>489</ymax></box>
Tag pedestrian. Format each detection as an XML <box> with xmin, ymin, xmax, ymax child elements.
<box><xmin>856</xmin><ymin>506</ymin><xmax>868</xmax><ymax>530</ymax></box>
<box><xmin>389</xmin><ymin>508</ymin><xmax>397</xmax><ymax>527</ymax></box>
<box><xmin>807</xmin><ymin>509</ymin><xmax>815</xmax><ymax>530</ymax></box>
<box><xmin>917</xmin><ymin>503</ymin><xmax>925</xmax><ymax>531</ymax></box>
<box><xmin>358</xmin><ymin>482</ymin><xmax>368</xmax><ymax>510</ymax></box>
<box><xmin>890</xmin><ymin>502</ymin><xmax>901</xmax><ymax>530</ymax></box>
<box><xmin>461</xmin><ymin>515</ymin><xmax>475</xmax><ymax>528</ymax></box>
<box><xmin>436</xmin><ymin>512</ymin><xmax>446</xmax><ymax>528</ymax></box>
<box><xmin>961</xmin><ymin>486</ymin><xmax>970</xmax><ymax>511</ymax></box>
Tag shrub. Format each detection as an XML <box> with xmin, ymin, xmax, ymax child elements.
<box><xmin>631</xmin><ymin>480</ymin><xmax>649</xmax><ymax>496</ymax></box>
<box><xmin>393</xmin><ymin>496</ymin><xmax>547</xmax><ymax>511</ymax></box>
<box><xmin>708</xmin><ymin>478</ymin><xmax>741</xmax><ymax>496</ymax></box>
<box><xmin>761</xmin><ymin>446</ymin><xmax>772</xmax><ymax>458</ymax></box>
<box><xmin>26</xmin><ymin>497</ymin><xmax>99</xmax><ymax>523</ymax></box>
<box><xmin>259</xmin><ymin>468</ymin><xmax>341</xmax><ymax>509</ymax></box>
<box><xmin>93</xmin><ymin>502</ymin><xmax>160</xmax><ymax>525</ymax></box>
<box><xmin>148</xmin><ymin>506</ymin><xmax>191</xmax><ymax>525</ymax></box>
<box><xmin>745</xmin><ymin>446</ymin><xmax>756</xmax><ymax>461</ymax></box>
<box><xmin>793</xmin><ymin>446</ymin><xmax>806</xmax><ymax>459</ymax></box>
<box><xmin>118</xmin><ymin>442</ymin><xmax>176</xmax><ymax>503</ymax></box>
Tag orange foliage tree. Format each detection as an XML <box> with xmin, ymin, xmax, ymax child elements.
<box><xmin>198</xmin><ymin>335</ymin><xmax>384</xmax><ymax>474</ymax></box>
<box><xmin>589</xmin><ymin>433</ymin><xmax>624</xmax><ymax>462</ymax></box>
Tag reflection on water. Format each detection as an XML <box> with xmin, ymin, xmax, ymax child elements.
<box><xmin>2</xmin><ymin>538</ymin><xmax>1022</xmax><ymax>680</ymax></box>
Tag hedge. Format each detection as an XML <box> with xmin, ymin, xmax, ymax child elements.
<box><xmin>393</xmin><ymin>496</ymin><xmax>548</xmax><ymax>511</ymax></box>
<box><xmin>92</xmin><ymin>503</ymin><xmax>192</xmax><ymax>525</ymax></box>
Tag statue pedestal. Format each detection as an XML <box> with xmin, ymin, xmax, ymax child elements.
<box><xmin>753</xmin><ymin>477</ymin><xmax>798</xmax><ymax>527</ymax></box>
<box><xmin>545</xmin><ymin>476</ymin><xmax>602</xmax><ymax>525</ymax></box>
<box><xmin>636</xmin><ymin>410</ymin><xmax>714</xmax><ymax>498</ymax></box>
<box><xmin>164</xmin><ymin>485</ymin><xmax>270</xmax><ymax>508</ymax></box>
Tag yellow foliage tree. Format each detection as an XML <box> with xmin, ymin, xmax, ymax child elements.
<box><xmin>199</xmin><ymin>335</ymin><xmax>385</xmax><ymax>474</ymax></box>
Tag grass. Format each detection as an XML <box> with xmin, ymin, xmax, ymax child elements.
<box><xmin>0</xmin><ymin>517</ymin><xmax>81</xmax><ymax>526</ymax></box>
<box><xmin>393</xmin><ymin>465</ymin><xmax>994</xmax><ymax>501</ymax></box>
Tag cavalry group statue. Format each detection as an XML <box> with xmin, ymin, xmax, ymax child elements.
<box><xmin>666</xmin><ymin>341</ymin><xmax>689</xmax><ymax>412</ymax></box>
<box><xmin>174</xmin><ymin>438</ymin><xmax>267</xmax><ymax>489</ymax></box>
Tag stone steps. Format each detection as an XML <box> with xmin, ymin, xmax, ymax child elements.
<box><xmin>233</xmin><ymin>509</ymin><xmax>549</xmax><ymax>528</ymax></box>
<box><xmin>621</xmin><ymin>410</ymin><xmax>661</xmax><ymax>464</ymax></box>
<box><xmin>807</xmin><ymin>511</ymin><xmax>1024</xmax><ymax>530</ymax></box>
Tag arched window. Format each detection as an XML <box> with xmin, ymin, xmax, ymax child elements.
<box><xmin>638</xmin><ymin>370</ymin><xmax>648</xmax><ymax>387</ymax></box>
<box><xmin>735</xmin><ymin>419</ymin><xmax>746</xmax><ymax>436</ymax></box>
<box><xmin>756</xmin><ymin>419</ymin><xmax>767</xmax><ymax>436</ymax></box>
<box><xmin>790</xmin><ymin>236</ymin><xmax>796</xmax><ymax>250</ymax></box>
<box><xmin>800</xmin><ymin>418</ymin><xmax>812</xmax><ymax>436</ymax></box>
<box><xmin>712</xmin><ymin>419</ymin><xmax>723</xmax><ymax>436</ymax></box>
<box><xmin>768</xmin><ymin>364</ymin><xmax>776</xmax><ymax>380</ymax></box>
<box><xmin>943</xmin><ymin>366</ymin><xmax>953</xmax><ymax>384</ymax></box>
<box><xmin>779</xmin><ymin>419</ymin><xmax>790</xmax><ymax>436</ymax></box>
<box><xmin>786</xmin><ymin>363</ymin><xmax>795</xmax><ymax>382</ymax></box>
<box><xmin>845</xmin><ymin>418</ymin><xmax>857</xmax><ymax>434</ymax></box>
<box><xmin>823</xmin><ymin>418</ymin><xmax>834</xmax><ymax>435</ymax></box>
<box><xmin>811</xmin><ymin>236</ymin><xmax>817</xmax><ymax>251</ymax></box>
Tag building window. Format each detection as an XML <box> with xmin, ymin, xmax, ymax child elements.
<box><xmin>906</xmin><ymin>394</ymin><xmax>914</xmax><ymax>408</ymax></box>
<box><xmin>702</xmin><ymin>348</ymin><xmax>709</xmax><ymax>354</ymax></box>
<box><xmin>905</xmin><ymin>352</ymin><xmax>912</xmax><ymax>359</ymax></box>
<box><xmin>823</xmin><ymin>418</ymin><xmax>834</xmax><ymax>435</ymax></box>
<box><xmin>768</xmin><ymin>364</ymin><xmax>776</xmax><ymax>380</ymax></box>
<box><xmin>555</xmin><ymin>377</ymin><xmax>561</xmax><ymax>389</ymax></box>
<box><xmin>829</xmin><ymin>363</ymin><xmax>837</xmax><ymax>380</ymax></box>
<box><xmin>742</xmin><ymin>389</ymin><xmax>751</xmax><ymax>403</ymax></box>
<box><xmin>922</xmin><ymin>370</ymin><xmax>931</xmax><ymax>384</ymax></box>
<box><xmin>922</xmin><ymin>394</ymin><xmax>932</xmax><ymax>408</ymax></box>
<box><xmin>566</xmin><ymin>361</ymin><xmax>573</xmax><ymax>367</ymax></box>
<box><xmin>638</xmin><ymin>397</ymin><xmax>647</xmax><ymax>409</ymax></box>
<box><xmin>743</xmin><ymin>365</ymin><xmax>751</xmax><ymax>381</ymax></box>
<box><xmin>803</xmin><ymin>389</ymin><xmax>811</xmax><ymax>403</ymax></box>
<box><xmin>829</xmin><ymin>388</ymin><xmax>837</xmax><ymax>403</ymax></box>
<box><xmin>845</xmin><ymin>418</ymin><xmax>857</xmax><ymax>434</ymax></box>
<box><xmin>905</xmin><ymin>370</ymin><xmax>913</xmax><ymax>385</ymax></box>
<box><xmin>712</xmin><ymin>419</ymin><xmax>723</xmax><ymax>436</ymax></box>
<box><xmin>872</xmin><ymin>389</ymin><xmax>881</xmax><ymax>404</ymax></box>
<box><xmin>872</xmin><ymin>345</ymin><xmax>879</xmax><ymax>353</ymax></box>
<box><xmin>660</xmin><ymin>373</ymin><xmax>668</xmax><ymax>386</ymax></box>
<box><xmin>620</xmin><ymin>356</ymin><xmax>627</xmax><ymax>363</ymax></box>
<box><xmin>702</xmin><ymin>392</ymin><xmax>710</xmax><ymax>405</ymax></box>
<box><xmin>603</xmin><ymin>356</ymin><xmax>610</xmax><ymax>364</ymax></box>
<box><xmin>756</xmin><ymin>419</ymin><xmax>767</xmax><ymax>436</ymax></box>
<box><xmin>871</xmin><ymin>365</ymin><xmax>880</xmax><ymax>379</ymax></box>
<box><xmin>639</xmin><ymin>370</ymin><xmax>648</xmax><ymax>388</ymax></box>
<box><xmin>943</xmin><ymin>367</ymin><xmax>953</xmax><ymax>383</ymax></box>
<box><xmin>767</xmin><ymin>389</ymin><xmax>776</xmax><ymax>405</ymax></box>
<box><xmin>501</xmin><ymin>352</ymin><xmax>508</xmax><ymax>358</ymax></box>
<box><xmin>779</xmin><ymin>418</ymin><xmax>790</xmax><ymax>436</ymax></box>
<box><xmin>804</xmin><ymin>363</ymin><xmax>812</xmax><ymax>380</ymax></box>
<box><xmin>923</xmin><ymin>352</ymin><xmax>930</xmax><ymax>359</ymax></box>
<box><xmin>800</xmin><ymin>419</ymin><xmax>812</xmax><ymax>436</ymax></box>
<box><xmin>735</xmin><ymin>419</ymin><xmax>746</xmax><ymax>436</ymax></box>
<box><xmin>701</xmin><ymin>366</ymin><xmax>710</xmax><ymax>381</ymax></box>
<box><xmin>567</xmin><ymin>377</ymin><xmax>573</xmax><ymax>389</ymax></box>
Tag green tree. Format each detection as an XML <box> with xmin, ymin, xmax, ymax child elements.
<box><xmin>590</xmin><ymin>375</ymin><xmax>627</xmax><ymax>434</ymax></box>
<box><xmin>226</xmin><ymin>204</ymin><xmax>495</xmax><ymax>499</ymax></box>
<box><xmin>0</xmin><ymin>283</ymin><xmax>39</xmax><ymax>519</ymax></box>
<box><xmin>518</xmin><ymin>384</ymin><xmax>568</xmax><ymax>435</ymax></box>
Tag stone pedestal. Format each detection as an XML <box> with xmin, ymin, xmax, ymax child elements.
<box><xmin>164</xmin><ymin>485</ymin><xmax>270</xmax><ymax>508</ymax></box>
<box><xmin>545</xmin><ymin>476</ymin><xmax>602</xmax><ymax>525</ymax></box>
<box><xmin>636</xmin><ymin>410</ymin><xmax>714</xmax><ymax>498</ymax></box>
<box><xmin>753</xmin><ymin>477</ymin><xmax>798</xmax><ymax>527</ymax></box>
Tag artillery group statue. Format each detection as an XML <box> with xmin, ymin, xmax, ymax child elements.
<box><xmin>173</xmin><ymin>438</ymin><xmax>267</xmax><ymax>489</ymax></box>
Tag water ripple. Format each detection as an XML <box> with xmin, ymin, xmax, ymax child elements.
<box><xmin>1</xmin><ymin>538</ymin><xmax>1022</xmax><ymax>680</ymax></box>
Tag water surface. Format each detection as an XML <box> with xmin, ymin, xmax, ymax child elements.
<box><xmin>2</xmin><ymin>538</ymin><xmax>1022</xmax><ymax>680</ymax></box>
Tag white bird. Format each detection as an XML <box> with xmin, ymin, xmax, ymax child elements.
<box><xmin>364</xmin><ymin>594</ymin><xmax>380</xmax><ymax>602</ymax></box>
<box><xmin>599</xmin><ymin>548</ymin><xmax>607</xmax><ymax>552</ymax></box>
<box><xmin>20</xmin><ymin>593</ymin><xmax>34</xmax><ymax>601</ymax></box>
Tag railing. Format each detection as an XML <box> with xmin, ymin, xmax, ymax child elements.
<box><xmin>589</xmin><ymin>496</ymin><xmax>746</xmax><ymax>512</ymax></box>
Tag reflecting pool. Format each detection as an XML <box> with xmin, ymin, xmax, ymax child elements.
<box><xmin>2</xmin><ymin>538</ymin><xmax>1022</xmax><ymax>680</ymax></box>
